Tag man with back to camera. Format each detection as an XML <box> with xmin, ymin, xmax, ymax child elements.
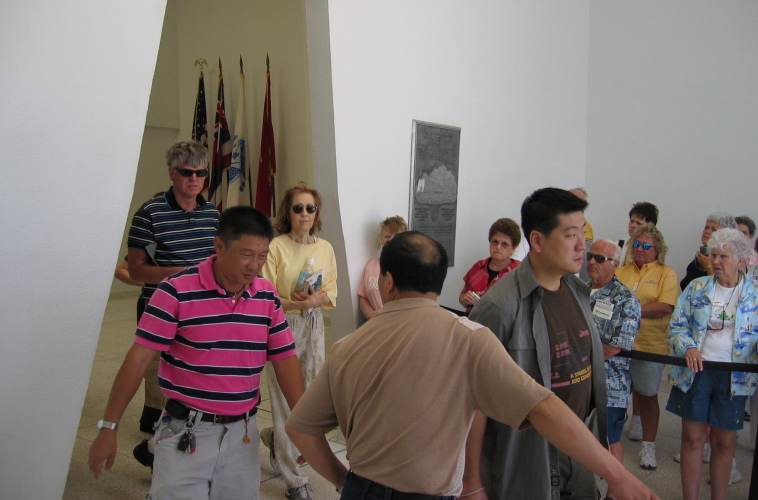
<box><xmin>127</xmin><ymin>141</ymin><xmax>220</xmax><ymax>468</ymax></box>
<box><xmin>89</xmin><ymin>206</ymin><xmax>305</xmax><ymax>500</ymax></box>
<box><xmin>586</xmin><ymin>239</ymin><xmax>642</xmax><ymax>500</ymax></box>
<box><xmin>619</xmin><ymin>202</ymin><xmax>659</xmax><ymax>265</ymax></box>
<box><xmin>284</xmin><ymin>231</ymin><xmax>657</xmax><ymax>500</ymax></box>
<box><xmin>466</xmin><ymin>187</ymin><xmax>608</xmax><ymax>499</ymax></box>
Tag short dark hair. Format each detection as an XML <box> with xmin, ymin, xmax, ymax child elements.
<box><xmin>218</xmin><ymin>206</ymin><xmax>274</xmax><ymax>245</ymax></box>
<box><xmin>489</xmin><ymin>218</ymin><xmax>521</xmax><ymax>248</ymax></box>
<box><xmin>735</xmin><ymin>216</ymin><xmax>756</xmax><ymax>238</ymax></box>
<box><xmin>521</xmin><ymin>187</ymin><xmax>587</xmax><ymax>242</ymax></box>
<box><xmin>379</xmin><ymin>231</ymin><xmax>448</xmax><ymax>294</ymax></box>
<box><xmin>629</xmin><ymin>202</ymin><xmax>659</xmax><ymax>226</ymax></box>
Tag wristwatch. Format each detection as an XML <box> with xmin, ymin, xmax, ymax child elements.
<box><xmin>97</xmin><ymin>419</ymin><xmax>119</xmax><ymax>431</ymax></box>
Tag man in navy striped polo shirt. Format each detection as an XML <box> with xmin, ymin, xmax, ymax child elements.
<box><xmin>127</xmin><ymin>141</ymin><xmax>219</xmax><ymax>448</ymax></box>
<box><xmin>90</xmin><ymin>206</ymin><xmax>304</xmax><ymax>500</ymax></box>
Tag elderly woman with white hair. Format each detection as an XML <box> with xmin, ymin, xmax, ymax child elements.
<box><xmin>666</xmin><ymin>228</ymin><xmax>758</xmax><ymax>500</ymax></box>
<box><xmin>680</xmin><ymin>212</ymin><xmax>737</xmax><ymax>290</ymax></box>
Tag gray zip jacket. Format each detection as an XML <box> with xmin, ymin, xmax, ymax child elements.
<box><xmin>469</xmin><ymin>256</ymin><xmax>608</xmax><ymax>500</ymax></box>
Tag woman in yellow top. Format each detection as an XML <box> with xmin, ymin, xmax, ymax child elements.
<box><xmin>615</xmin><ymin>223</ymin><xmax>679</xmax><ymax>471</ymax></box>
<box><xmin>261</xmin><ymin>182</ymin><xmax>338</xmax><ymax>500</ymax></box>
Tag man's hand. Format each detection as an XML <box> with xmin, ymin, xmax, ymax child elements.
<box><xmin>89</xmin><ymin>430</ymin><xmax>118</xmax><ymax>479</ymax></box>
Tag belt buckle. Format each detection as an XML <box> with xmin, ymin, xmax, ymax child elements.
<box><xmin>212</xmin><ymin>414</ymin><xmax>224</xmax><ymax>424</ymax></box>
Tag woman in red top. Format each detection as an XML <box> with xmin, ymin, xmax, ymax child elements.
<box><xmin>459</xmin><ymin>218</ymin><xmax>520</xmax><ymax>313</ymax></box>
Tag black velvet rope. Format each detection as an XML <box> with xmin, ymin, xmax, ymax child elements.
<box><xmin>617</xmin><ymin>349</ymin><xmax>758</xmax><ymax>373</ymax></box>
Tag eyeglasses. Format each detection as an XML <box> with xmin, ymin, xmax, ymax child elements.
<box><xmin>586</xmin><ymin>252</ymin><xmax>616</xmax><ymax>264</ymax></box>
<box><xmin>292</xmin><ymin>204</ymin><xmax>318</xmax><ymax>214</ymax></box>
<box><xmin>174</xmin><ymin>167</ymin><xmax>209</xmax><ymax>178</ymax></box>
<box><xmin>633</xmin><ymin>241</ymin><xmax>653</xmax><ymax>250</ymax></box>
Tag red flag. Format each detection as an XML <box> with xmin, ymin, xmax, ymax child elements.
<box><xmin>192</xmin><ymin>71</ymin><xmax>209</xmax><ymax>195</ymax></box>
<box><xmin>209</xmin><ymin>60</ymin><xmax>232</xmax><ymax>212</ymax></box>
<box><xmin>255</xmin><ymin>57</ymin><xmax>277</xmax><ymax>216</ymax></box>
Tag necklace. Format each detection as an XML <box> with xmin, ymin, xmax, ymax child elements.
<box><xmin>221</xmin><ymin>284</ymin><xmax>246</xmax><ymax>297</ymax></box>
<box><xmin>287</xmin><ymin>233</ymin><xmax>313</xmax><ymax>244</ymax></box>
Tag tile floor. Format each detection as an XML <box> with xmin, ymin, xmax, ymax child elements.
<box><xmin>64</xmin><ymin>295</ymin><xmax>754</xmax><ymax>499</ymax></box>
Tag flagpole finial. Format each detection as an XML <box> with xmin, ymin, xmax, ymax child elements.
<box><xmin>218</xmin><ymin>58</ymin><xmax>223</xmax><ymax>73</ymax></box>
<box><xmin>239</xmin><ymin>55</ymin><xmax>244</xmax><ymax>73</ymax></box>
<box><xmin>195</xmin><ymin>58</ymin><xmax>207</xmax><ymax>74</ymax></box>
<box><xmin>266</xmin><ymin>53</ymin><xmax>270</xmax><ymax>72</ymax></box>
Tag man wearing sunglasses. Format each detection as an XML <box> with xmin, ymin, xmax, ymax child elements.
<box><xmin>587</xmin><ymin>239</ymin><xmax>641</xmax><ymax>498</ymax></box>
<box><xmin>126</xmin><ymin>141</ymin><xmax>220</xmax><ymax>468</ymax></box>
<box><xmin>615</xmin><ymin>223</ymin><xmax>679</xmax><ymax>471</ymax></box>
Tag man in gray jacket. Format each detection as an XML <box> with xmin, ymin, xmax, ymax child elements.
<box><xmin>467</xmin><ymin>187</ymin><xmax>608</xmax><ymax>500</ymax></box>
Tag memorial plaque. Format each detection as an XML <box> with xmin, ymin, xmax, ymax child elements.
<box><xmin>409</xmin><ymin>120</ymin><xmax>461</xmax><ymax>266</ymax></box>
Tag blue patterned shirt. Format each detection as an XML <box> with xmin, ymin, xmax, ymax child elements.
<box><xmin>590</xmin><ymin>276</ymin><xmax>641</xmax><ymax>408</ymax></box>
<box><xmin>667</xmin><ymin>274</ymin><xmax>758</xmax><ymax>396</ymax></box>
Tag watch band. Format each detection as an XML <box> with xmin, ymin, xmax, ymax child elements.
<box><xmin>97</xmin><ymin>419</ymin><xmax>119</xmax><ymax>430</ymax></box>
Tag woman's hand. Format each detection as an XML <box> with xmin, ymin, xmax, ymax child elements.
<box><xmin>696</xmin><ymin>252</ymin><xmax>712</xmax><ymax>274</ymax></box>
<box><xmin>460</xmin><ymin>291</ymin><xmax>478</xmax><ymax>307</ymax></box>
<box><xmin>684</xmin><ymin>347</ymin><xmax>704</xmax><ymax>373</ymax></box>
<box><xmin>291</xmin><ymin>288</ymin><xmax>329</xmax><ymax>309</ymax></box>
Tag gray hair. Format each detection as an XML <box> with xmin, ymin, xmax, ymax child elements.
<box><xmin>707</xmin><ymin>227</ymin><xmax>751</xmax><ymax>262</ymax></box>
<box><xmin>595</xmin><ymin>238</ymin><xmax>622</xmax><ymax>262</ymax></box>
<box><xmin>166</xmin><ymin>141</ymin><xmax>209</xmax><ymax>170</ymax></box>
<box><xmin>706</xmin><ymin>212</ymin><xmax>737</xmax><ymax>230</ymax></box>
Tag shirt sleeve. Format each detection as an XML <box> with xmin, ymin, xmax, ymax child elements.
<box><xmin>134</xmin><ymin>280</ymin><xmax>179</xmax><ymax>350</ymax></box>
<box><xmin>285</xmin><ymin>356</ymin><xmax>339</xmax><ymax>435</ymax></box>
<box><xmin>127</xmin><ymin>205</ymin><xmax>155</xmax><ymax>252</ymax></box>
<box><xmin>668</xmin><ymin>283</ymin><xmax>698</xmax><ymax>356</ymax></box>
<box><xmin>609</xmin><ymin>288</ymin><xmax>641</xmax><ymax>351</ymax></box>
<box><xmin>466</xmin><ymin>327</ymin><xmax>552</xmax><ymax>430</ymax></box>
<box><xmin>659</xmin><ymin>267</ymin><xmax>681</xmax><ymax>306</ymax></box>
<box><xmin>320</xmin><ymin>242</ymin><xmax>338</xmax><ymax>308</ymax></box>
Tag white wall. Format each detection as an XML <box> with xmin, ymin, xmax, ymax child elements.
<box><xmin>0</xmin><ymin>2</ymin><xmax>166</xmax><ymax>498</ymax></box>
<box><xmin>586</xmin><ymin>1</ymin><xmax>758</xmax><ymax>278</ymax></box>
<box><xmin>326</xmin><ymin>1</ymin><xmax>591</xmax><ymax>314</ymax></box>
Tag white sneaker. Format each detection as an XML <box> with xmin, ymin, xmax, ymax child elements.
<box><xmin>628</xmin><ymin>416</ymin><xmax>642</xmax><ymax>441</ymax></box>
<box><xmin>709</xmin><ymin>459</ymin><xmax>742</xmax><ymax>486</ymax></box>
<box><xmin>673</xmin><ymin>443</ymin><xmax>710</xmax><ymax>464</ymax></box>
<box><xmin>286</xmin><ymin>484</ymin><xmax>313</xmax><ymax>500</ymax></box>
<box><xmin>639</xmin><ymin>442</ymin><xmax>657</xmax><ymax>470</ymax></box>
<box><xmin>729</xmin><ymin>459</ymin><xmax>742</xmax><ymax>486</ymax></box>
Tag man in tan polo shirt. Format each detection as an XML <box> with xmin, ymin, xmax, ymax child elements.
<box><xmin>284</xmin><ymin>231</ymin><xmax>657</xmax><ymax>500</ymax></box>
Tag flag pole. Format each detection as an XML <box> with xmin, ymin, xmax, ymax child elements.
<box><xmin>267</xmin><ymin>54</ymin><xmax>276</xmax><ymax>217</ymax></box>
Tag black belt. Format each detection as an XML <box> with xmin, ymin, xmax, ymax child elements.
<box><xmin>346</xmin><ymin>471</ymin><xmax>454</xmax><ymax>500</ymax></box>
<box><xmin>165</xmin><ymin>398</ymin><xmax>256</xmax><ymax>424</ymax></box>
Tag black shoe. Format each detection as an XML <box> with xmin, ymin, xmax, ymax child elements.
<box><xmin>139</xmin><ymin>406</ymin><xmax>161</xmax><ymax>434</ymax></box>
<box><xmin>133</xmin><ymin>439</ymin><xmax>154</xmax><ymax>471</ymax></box>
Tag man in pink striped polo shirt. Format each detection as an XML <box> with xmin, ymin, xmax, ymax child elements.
<box><xmin>89</xmin><ymin>206</ymin><xmax>305</xmax><ymax>500</ymax></box>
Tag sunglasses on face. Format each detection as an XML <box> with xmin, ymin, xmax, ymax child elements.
<box><xmin>633</xmin><ymin>241</ymin><xmax>653</xmax><ymax>250</ymax></box>
<box><xmin>586</xmin><ymin>252</ymin><xmax>616</xmax><ymax>264</ymax></box>
<box><xmin>174</xmin><ymin>167</ymin><xmax>209</xmax><ymax>178</ymax></box>
<box><xmin>292</xmin><ymin>204</ymin><xmax>318</xmax><ymax>214</ymax></box>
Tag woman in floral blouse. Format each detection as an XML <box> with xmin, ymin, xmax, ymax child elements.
<box><xmin>667</xmin><ymin>228</ymin><xmax>758</xmax><ymax>500</ymax></box>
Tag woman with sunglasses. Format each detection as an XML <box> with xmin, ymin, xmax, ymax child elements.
<box><xmin>615</xmin><ymin>223</ymin><xmax>679</xmax><ymax>471</ymax></box>
<box><xmin>680</xmin><ymin>212</ymin><xmax>737</xmax><ymax>291</ymax></box>
<box><xmin>666</xmin><ymin>228</ymin><xmax>758</xmax><ymax>500</ymax></box>
<box><xmin>260</xmin><ymin>181</ymin><xmax>338</xmax><ymax>500</ymax></box>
